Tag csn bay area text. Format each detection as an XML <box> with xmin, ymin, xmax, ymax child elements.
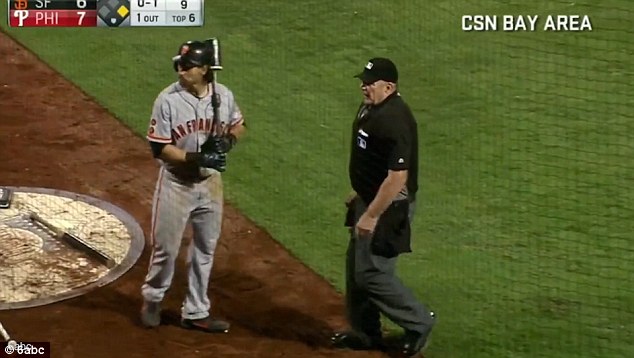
<box><xmin>462</xmin><ymin>14</ymin><xmax>593</xmax><ymax>32</ymax></box>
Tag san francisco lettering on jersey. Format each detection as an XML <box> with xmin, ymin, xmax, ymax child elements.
<box><xmin>171</xmin><ymin>118</ymin><xmax>213</xmax><ymax>142</ymax></box>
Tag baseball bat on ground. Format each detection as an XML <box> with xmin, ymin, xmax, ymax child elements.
<box><xmin>28</xmin><ymin>212</ymin><xmax>116</xmax><ymax>269</ymax></box>
<box><xmin>0</xmin><ymin>322</ymin><xmax>17</xmax><ymax>349</ymax></box>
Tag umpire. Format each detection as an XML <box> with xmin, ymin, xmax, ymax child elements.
<box><xmin>331</xmin><ymin>58</ymin><xmax>436</xmax><ymax>357</ymax></box>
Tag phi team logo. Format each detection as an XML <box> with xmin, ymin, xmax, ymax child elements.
<box><xmin>13</xmin><ymin>10</ymin><xmax>29</xmax><ymax>27</ymax></box>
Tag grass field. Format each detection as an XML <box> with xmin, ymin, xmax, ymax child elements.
<box><xmin>2</xmin><ymin>1</ymin><xmax>633</xmax><ymax>357</ymax></box>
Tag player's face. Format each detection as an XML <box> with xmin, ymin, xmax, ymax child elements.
<box><xmin>177</xmin><ymin>63</ymin><xmax>208</xmax><ymax>86</ymax></box>
<box><xmin>360</xmin><ymin>80</ymin><xmax>394</xmax><ymax>105</ymax></box>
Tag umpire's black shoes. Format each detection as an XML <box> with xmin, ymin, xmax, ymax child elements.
<box><xmin>181</xmin><ymin>317</ymin><xmax>230</xmax><ymax>333</ymax></box>
<box><xmin>402</xmin><ymin>311</ymin><xmax>435</xmax><ymax>357</ymax></box>
<box><xmin>401</xmin><ymin>330</ymin><xmax>430</xmax><ymax>357</ymax></box>
<box><xmin>331</xmin><ymin>330</ymin><xmax>385</xmax><ymax>351</ymax></box>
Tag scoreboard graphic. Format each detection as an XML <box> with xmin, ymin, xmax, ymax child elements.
<box><xmin>7</xmin><ymin>0</ymin><xmax>204</xmax><ymax>27</ymax></box>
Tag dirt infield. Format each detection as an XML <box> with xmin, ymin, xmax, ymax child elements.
<box><xmin>0</xmin><ymin>32</ymin><xmax>389</xmax><ymax>357</ymax></box>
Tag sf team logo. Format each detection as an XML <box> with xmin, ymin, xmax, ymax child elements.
<box><xmin>13</xmin><ymin>0</ymin><xmax>27</xmax><ymax>10</ymax></box>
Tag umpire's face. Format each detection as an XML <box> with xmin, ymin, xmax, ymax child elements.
<box><xmin>361</xmin><ymin>80</ymin><xmax>395</xmax><ymax>105</ymax></box>
<box><xmin>177</xmin><ymin>63</ymin><xmax>209</xmax><ymax>87</ymax></box>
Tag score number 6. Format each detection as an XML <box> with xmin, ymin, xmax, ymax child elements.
<box><xmin>16</xmin><ymin>0</ymin><xmax>87</xmax><ymax>9</ymax></box>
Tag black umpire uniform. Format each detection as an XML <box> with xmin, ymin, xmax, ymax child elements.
<box><xmin>332</xmin><ymin>58</ymin><xmax>435</xmax><ymax>356</ymax></box>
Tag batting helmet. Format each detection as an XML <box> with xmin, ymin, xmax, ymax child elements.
<box><xmin>172</xmin><ymin>40</ymin><xmax>213</xmax><ymax>72</ymax></box>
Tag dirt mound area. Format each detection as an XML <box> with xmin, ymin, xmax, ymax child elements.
<box><xmin>0</xmin><ymin>31</ymin><xmax>388</xmax><ymax>358</ymax></box>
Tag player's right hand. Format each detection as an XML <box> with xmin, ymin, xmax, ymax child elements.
<box><xmin>199</xmin><ymin>151</ymin><xmax>227</xmax><ymax>172</ymax></box>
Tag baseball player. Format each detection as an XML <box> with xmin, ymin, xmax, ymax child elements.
<box><xmin>140</xmin><ymin>39</ymin><xmax>246</xmax><ymax>333</ymax></box>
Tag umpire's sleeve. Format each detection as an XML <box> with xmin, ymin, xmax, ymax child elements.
<box><xmin>386</xmin><ymin>118</ymin><xmax>412</xmax><ymax>171</ymax></box>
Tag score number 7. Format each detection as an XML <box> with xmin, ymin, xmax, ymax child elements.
<box><xmin>77</xmin><ymin>11</ymin><xmax>86</xmax><ymax>25</ymax></box>
<box><xmin>76</xmin><ymin>0</ymin><xmax>87</xmax><ymax>25</ymax></box>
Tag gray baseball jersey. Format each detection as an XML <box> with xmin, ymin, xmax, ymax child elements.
<box><xmin>147</xmin><ymin>81</ymin><xmax>243</xmax><ymax>177</ymax></box>
<box><xmin>142</xmin><ymin>80</ymin><xmax>244</xmax><ymax>322</ymax></box>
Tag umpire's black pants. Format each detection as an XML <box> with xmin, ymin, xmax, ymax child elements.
<box><xmin>345</xmin><ymin>197</ymin><xmax>435</xmax><ymax>340</ymax></box>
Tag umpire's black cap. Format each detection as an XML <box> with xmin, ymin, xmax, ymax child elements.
<box><xmin>354</xmin><ymin>57</ymin><xmax>398</xmax><ymax>84</ymax></box>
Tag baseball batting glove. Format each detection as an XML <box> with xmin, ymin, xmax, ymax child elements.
<box><xmin>186</xmin><ymin>151</ymin><xmax>227</xmax><ymax>172</ymax></box>
<box><xmin>200</xmin><ymin>151</ymin><xmax>227</xmax><ymax>172</ymax></box>
<box><xmin>217</xmin><ymin>134</ymin><xmax>237</xmax><ymax>153</ymax></box>
<box><xmin>201</xmin><ymin>135</ymin><xmax>236</xmax><ymax>154</ymax></box>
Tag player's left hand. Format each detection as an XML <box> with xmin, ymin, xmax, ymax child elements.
<box><xmin>355</xmin><ymin>211</ymin><xmax>378</xmax><ymax>239</ymax></box>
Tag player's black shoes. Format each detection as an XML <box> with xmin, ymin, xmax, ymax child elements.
<box><xmin>140</xmin><ymin>301</ymin><xmax>161</xmax><ymax>328</ymax></box>
<box><xmin>181</xmin><ymin>317</ymin><xmax>230</xmax><ymax>333</ymax></box>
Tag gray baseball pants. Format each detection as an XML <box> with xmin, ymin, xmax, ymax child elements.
<box><xmin>345</xmin><ymin>197</ymin><xmax>435</xmax><ymax>339</ymax></box>
<box><xmin>141</xmin><ymin>169</ymin><xmax>223</xmax><ymax>320</ymax></box>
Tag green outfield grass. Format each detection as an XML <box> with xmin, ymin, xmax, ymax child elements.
<box><xmin>2</xmin><ymin>1</ymin><xmax>633</xmax><ymax>357</ymax></box>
